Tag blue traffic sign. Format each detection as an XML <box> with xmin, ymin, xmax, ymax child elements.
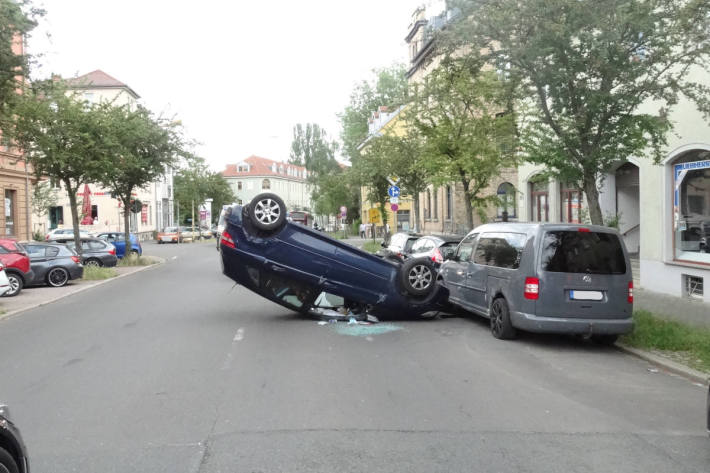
<box><xmin>388</xmin><ymin>186</ymin><xmax>401</xmax><ymax>198</ymax></box>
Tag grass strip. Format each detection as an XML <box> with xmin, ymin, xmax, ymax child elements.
<box><xmin>83</xmin><ymin>266</ymin><xmax>118</xmax><ymax>280</ymax></box>
<box><xmin>362</xmin><ymin>241</ymin><xmax>381</xmax><ymax>254</ymax></box>
<box><xmin>621</xmin><ymin>310</ymin><xmax>710</xmax><ymax>373</ymax></box>
<box><xmin>117</xmin><ymin>255</ymin><xmax>157</xmax><ymax>267</ymax></box>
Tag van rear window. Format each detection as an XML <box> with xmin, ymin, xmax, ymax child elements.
<box><xmin>541</xmin><ymin>231</ymin><xmax>626</xmax><ymax>274</ymax></box>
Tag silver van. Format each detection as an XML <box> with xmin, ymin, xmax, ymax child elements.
<box><xmin>441</xmin><ymin>223</ymin><xmax>634</xmax><ymax>342</ymax></box>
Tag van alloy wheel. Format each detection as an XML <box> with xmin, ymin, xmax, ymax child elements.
<box><xmin>47</xmin><ymin>267</ymin><xmax>69</xmax><ymax>287</ymax></box>
<box><xmin>490</xmin><ymin>298</ymin><xmax>517</xmax><ymax>340</ymax></box>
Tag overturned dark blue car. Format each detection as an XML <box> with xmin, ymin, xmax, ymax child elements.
<box><xmin>220</xmin><ymin>193</ymin><xmax>448</xmax><ymax>317</ymax></box>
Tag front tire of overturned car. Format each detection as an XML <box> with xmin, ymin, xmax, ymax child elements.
<box><xmin>248</xmin><ymin>193</ymin><xmax>287</xmax><ymax>233</ymax></box>
<box><xmin>400</xmin><ymin>257</ymin><xmax>436</xmax><ymax>297</ymax></box>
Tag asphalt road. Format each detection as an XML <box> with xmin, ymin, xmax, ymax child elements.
<box><xmin>0</xmin><ymin>241</ymin><xmax>708</xmax><ymax>472</ymax></box>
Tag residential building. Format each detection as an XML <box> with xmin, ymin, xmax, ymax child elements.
<box><xmin>33</xmin><ymin>70</ymin><xmax>174</xmax><ymax>238</ymax></box>
<box><xmin>0</xmin><ymin>34</ymin><xmax>34</xmax><ymax>240</ymax></box>
<box><xmin>222</xmin><ymin>156</ymin><xmax>312</xmax><ymax>211</ymax></box>
<box><xmin>404</xmin><ymin>5</ymin><xmax>518</xmax><ymax>235</ymax></box>
<box><xmin>358</xmin><ymin>106</ymin><xmax>415</xmax><ymax>232</ymax></box>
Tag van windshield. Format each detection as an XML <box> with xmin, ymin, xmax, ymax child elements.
<box><xmin>541</xmin><ymin>231</ymin><xmax>626</xmax><ymax>274</ymax></box>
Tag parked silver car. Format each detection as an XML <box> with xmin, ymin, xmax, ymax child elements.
<box><xmin>441</xmin><ymin>223</ymin><xmax>633</xmax><ymax>343</ymax></box>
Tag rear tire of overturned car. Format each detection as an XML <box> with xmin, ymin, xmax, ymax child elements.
<box><xmin>400</xmin><ymin>257</ymin><xmax>436</xmax><ymax>297</ymax></box>
<box><xmin>248</xmin><ymin>193</ymin><xmax>287</xmax><ymax>232</ymax></box>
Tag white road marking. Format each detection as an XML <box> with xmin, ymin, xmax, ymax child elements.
<box><xmin>234</xmin><ymin>328</ymin><xmax>245</xmax><ymax>341</ymax></box>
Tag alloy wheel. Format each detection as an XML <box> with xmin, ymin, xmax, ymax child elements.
<box><xmin>48</xmin><ymin>268</ymin><xmax>69</xmax><ymax>287</ymax></box>
<box><xmin>408</xmin><ymin>264</ymin><xmax>433</xmax><ymax>291</ymax></box>
<box><xmin>254</xmin><ymin>198</ymin><xmax>281</xmax><ymax>225</ymax></box>
<box><xmin>7</xmin><ymin>276</ymin><xmax>20</xmax><ymax>295</ymax></box>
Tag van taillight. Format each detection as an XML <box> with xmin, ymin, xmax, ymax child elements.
<box><xmin>432</xmin><ymin>248</ymin><xmax>443</xmax><ymax>263</ymax></box>
<box><xmin>524</xmin><ymin>277</ymin><xmax>539</xmax><ymax>300</ymax></box>
<box><xmin>628</xmin><ymin>281</ymin><xmax>633</xmax><ymax>303</ymax></box>
<box><xmin>221</xmin><ymin>230</ymin><xmax>236</xmax><ymax>249</ymax></box>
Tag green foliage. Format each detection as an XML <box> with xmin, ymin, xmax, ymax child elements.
<box><xmin>31</xmin><ymin>181</ymin><xmax>57</xmax><ymax>218</ymax></box>
<box><xmin>339</xmin><ymin>65</ymin><xmax>409</xmax><ymax>163</ymax></box>
<box><xmin>12</xmin><ymin>80</ymin><xmax>113</xmax><ymax>254</ymax></box>
<box><xmin>622</xmin><ymin>310</ymin><xmax>710</xmax><ymax>373</ymax></box>
<box><xmin>289</xmin><ymin>123</ymin><xmax>340</xmax><ymax>178</ymax></box>
<box><xmin>82</xmin><ymin>266</ymin><xmax>118</xmax><ymax>280</ymax></box>
<box><xmin>604</xmin><ymin>212</ymin><xmax>623</xmax><ymax>229</ymax></box>
<box><xmin>362</xmin><ymin>241</ymin><xmax>381</xmax><ymax>254</ymax></box>
<box><xmin>409</xmin><ymin>53</ymin><xmax>516</xmax><ymax>230</ymax></box>
<box><xmin>447</xmin><ymin>0</ymin><xmax>710</xmax><ymax>224</ymax></box>
<box><xmin>95</xmin><ymin>104</ymin><xmax>185</xmax><ymax>252</ymax></box>
<box><xmin>117</xmin><ymin>255</ymin><xmax>156</xmax><ymax>267</ymax></box>
<box><xmin>174</xmin><ymin>156</ymin><xmax>234</xmax><ymax>224</ymax></box>
<box><xmin>0</xmin><ymin>0</ymin><xmax>42</xmax><ymax>127</ymax></box>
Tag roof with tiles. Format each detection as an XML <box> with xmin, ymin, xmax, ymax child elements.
<box><xmin>67</xmin><ymin>70</ymin><xmax>140</xmax><ymax>99</ymax></box>
<box><xmin>222</xmin><ymin>156</ymin><xmax>308</xmax><ymax>181</ymax></box>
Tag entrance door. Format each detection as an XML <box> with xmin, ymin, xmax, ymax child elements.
<box><xmin>49</xmin><ymin>206</ymin><xmax>64</xmax><ymax>230</ymax></box>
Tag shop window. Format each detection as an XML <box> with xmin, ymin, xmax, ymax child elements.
<box><xmin>673</xmin><ymin>150</ymin><xmax>710</xmax><ymax>264</ymax></box>
<box><xmin>529</xmin><ymin>178</ymin><xmax>549</xmax><ymax>222</ymax></box>
<box><xmin>497</xmin><ymin>182</ymin><xmax>516</xmax><ymax>220</ymax></box>
<box><xmin>560</xmin><ymin>182</ymin><xmax>583</xmax><ymax>223</ymax></box>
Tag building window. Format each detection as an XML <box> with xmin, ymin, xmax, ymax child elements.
<box><xmin>497</xmin><ymin>182</ymin><xmax>516</xmax><ymax>220</ymax></box>
<box><xmin>673</xmin><ymin>150</ymin><xmax>710</xmax><ymax>264</ymax></box>
<box><xmin>560</xmin><ymin>182</ymin><xmax>583</xmax><ymax>223</ymax></box>
<box><xmin>4</xmin><ymin>189</ymin><xmax>15</xmax><ymax>235</ymax></box>
<box><xmin>237</xmin><ymin>181</ymin><xmax>242</xmax><ymax>191</ymax></box>
<box><xmin>529</xmin><ymin>178</ymin><xmax>549</xmax><ymax>222</ymax></box>
<box><xmin>237</xmin><ymin>164</ymin><xmax>249</xmax><ymax>172</ymax></box>
<box><xmin>433</xmin><ymin>188</ymin><xmax>438</xmax><ymax>220</ymax></box>
<box><xmin>425</xmin><ymin>189</ymin><xmax>432</xmax><ymax>220</ymax></box>
<box><xmin>91</xmin><ymin>205</ymin><xmax>98</xmax><ymax>222</ymax></box>
<box><xmin>684</xmin><ymin>275</ymin><xmax>704</xmax><ymax>299</ymax></box>
<box><xmin>262</xmin><ymin>179</ymin><xmax>271</xmax><ymax>190</ymax></box>
<box><xmin>446</xmin><ymin>186</ymin><xmax>452</xmax><ymax>220</ymax></box>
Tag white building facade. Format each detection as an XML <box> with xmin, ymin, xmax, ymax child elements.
<box><xmin>33</xmin><ymin>70</ymin><xmax>174</xmax><ymax>238</ymax></box>
<box><xmin>222</xmin><ymin>156</ymin><xmax>312</xmax><ymax>211</ymax></box>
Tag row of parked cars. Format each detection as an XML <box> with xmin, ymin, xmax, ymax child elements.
<box><xmin>0</xmin><ymin>231</ymin><xmax>142</xmax><ymax>297</ymax></box>
<box><xmin>156</xmin><ymin>226</ymin><xmax>216</xmax><ymax>243</ymax></box>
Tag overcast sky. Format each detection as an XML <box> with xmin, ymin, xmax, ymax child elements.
<box><xmin>27</xmin><ymin>0</ymin><xmax>445</xmax><ymax>170</ymax></box>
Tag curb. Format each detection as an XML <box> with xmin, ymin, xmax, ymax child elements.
<box><xmin>0</xmin><ymin>257</ymin><xmax>166</xmax><ymax>323</ymax></box>
<box><xmin>617</xmin><ymin>343</ymin><xmax>709</xmax><ymax>385</ymax></box>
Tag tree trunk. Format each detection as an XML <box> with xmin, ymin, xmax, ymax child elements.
<box><xmin>582</xmin><ymin>174</ymin><xmax>603</xmax><ymax>225</ymax></box>
<box><xmin>412</xmin><ymin>191</ymin><xmax>421</xmax><ymax>232</ymax></box>
<box><xmin>65</xmin><ymin>179</ymin><xmax>82</xmax><ymax>256</ymax></box>
<box><xmin>123</xmin><ymin>199</ymin><xmax>133</xmax><ymax>255</ymax></box>
<box><xmin>461</xmin><ymin>179</ymin><xmax>474</xmax><ymax>232</ymax></box>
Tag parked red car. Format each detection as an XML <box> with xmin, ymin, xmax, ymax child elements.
<box><xmin>0</xmin><ymin>239</ymin><xmax>34</xmax><ymax>297</ymax></box>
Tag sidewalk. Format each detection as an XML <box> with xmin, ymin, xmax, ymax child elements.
<box><xmin>0</xmin><ymin>263</ymin><xmax>160</xmax><ymax>321</ymax></box>
<box><xmin>635</xmin><ymin>287</ymin><xmax>710</xmax><ymax>328</ymax></box>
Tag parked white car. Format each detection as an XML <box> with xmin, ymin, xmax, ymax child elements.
<box><xmin>0</xmin><ymin>263</ymin><xmax>12</xmax><ymax>297</ymax></box>
<box><xmin>45</xmin><ymin>228</ymin><xmax>91</xmax><ymax>241</ymax></box>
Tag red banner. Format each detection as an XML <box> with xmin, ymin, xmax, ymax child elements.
<box><xmin>141</xmin><ymin>204</ymin><xmax>148</xmax><ymax>224</ymax></box>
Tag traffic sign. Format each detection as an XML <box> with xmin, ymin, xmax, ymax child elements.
<box><xmin>390</xmin><ymin>203</ymin><xmax>399</xmax><ymax>212</ymax></box>
<box><xmin>340</xmin><ymin>206</ymin><xmax>347</xmax><ymax>213</ymax></box>
<box><xmin>389</xmin><ymin>196</ymin><xmax>399</xmax><ymax>205</ymax></box>
<box><xmin>368</xmin><ymin>208</ymin><xmax>381</xmax><ymax>224</ymax></box>
<box><xmin>388</xmin><ymin>186</ymin><xmax>401</xmax><ymax>198</ymax></box>
<box><xmin>387</xmin><ymin>175</ymin><xmax>399</xmax><ymax>186</ymax></box>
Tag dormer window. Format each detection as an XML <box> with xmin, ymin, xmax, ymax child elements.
<box><xmin>237</xmin><ymin>163</ymin><xmax>250</xmax><ymax>172</ymax></box>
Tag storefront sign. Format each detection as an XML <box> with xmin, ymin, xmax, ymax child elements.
<box><xmin>141</xmin><ymin>204</ymin><xmax>148</xmax><ymax>224</ymax></box>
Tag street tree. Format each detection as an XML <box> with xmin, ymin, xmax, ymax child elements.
<box><xmin>445</xmin><ymin>0</ymin><xmax>710</xmax><ymax>225</ymax></box>
<box><xmin>174</xmin><ymin>156</ymin><xmax>234</xmax><ymax>225</ymax></box>
<box><xmin>0</xmin><ymin>0</ymin><xmax>42</xmax><ymax>126</ymax></box>
<box><xmin>97</xmin><ymin>104</ymin><xmax>184</xmax><ymax>254</ymax></box>
<box><xmin>12</xmin><ymin>80</ymin><xmax>111</xmax><ymax>254</ymax></box>
<box><xmin>409</xmin><ymin>53</ymin><xmax>516</xmax><ymax>230</ymax></box>
<box><xmin>31</xmin><ymin>181</ymin><xmax>57</xmax><ymax>237</ymax></box>
<box><xmin>289</xmin><ymin>123</ymin><xmax>339</xmax><ymax>177</ymax></box>
<box><xmin>339</xmin><ymin>65</ymin><xmax>409</xmax><ymax>163</ymax></box>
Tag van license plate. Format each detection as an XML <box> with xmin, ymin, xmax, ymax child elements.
<box><xmin>570</xmin><ymin>290</ymin><xmax>603</xmax><ymax>301</ymax></box>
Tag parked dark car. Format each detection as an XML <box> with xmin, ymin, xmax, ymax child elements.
<box><xmin>77</xmin><ymin>238</ymin><xmax>118</xmax><ymax>267</ymax></box>
<box><xmin>24</xmin><ymin>242</ymin><xmax>83</xmax><ymax>287</ymax></box>
<box><xmin>0</xmin><ymin>239</ymin><xmax>33</xmax><ymax>297</ymax></box>
<box><xmin>220</xmin><ymin>193</ymin><xmax>448</xmax><ymax>317</ymax></box>
<box><xmin>0</xmin><ymin>404</ymin><xmax>29</xmax><ymax>473</ymax></box>
<box><xmin>53</xmin><ymin>237</ymin><xmax>118</xmax><ymax>267</ymax></box>
<box><xmin>95</xmin><ymin>232</ymin><xmax>142</xmax><ymax>258</ymax></box>
<box><xmin>409</xmin><ymin>235</ymin><xmax>462</xmax><ymax>267</ymax></box>
<box><xmin>441</xmin><ymin>223</ymin><xmax>633</xmax><ymax>342</ymax></box>
<box><xmin>378</xmin><ymin>232</ymin><xmax>421</xmax><ymax>262</ymax></box>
